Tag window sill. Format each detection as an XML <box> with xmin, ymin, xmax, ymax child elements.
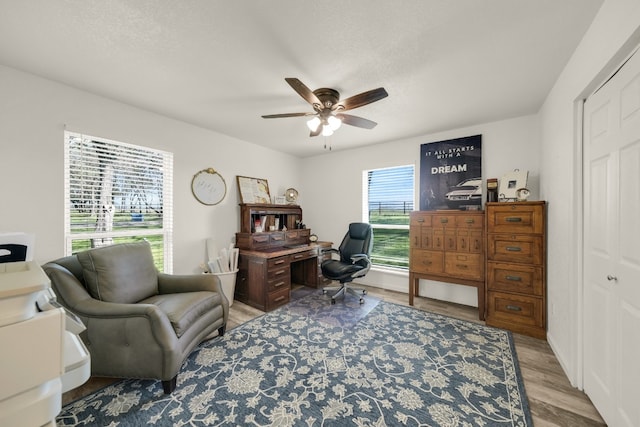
<box><xmin>371</xmin><ymin>266</ymin><xmax>409</xmax><ymax>276</ymax></box>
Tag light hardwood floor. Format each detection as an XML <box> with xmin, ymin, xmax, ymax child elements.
<box><xmin>64</xmin><ymin>284</ymin><xmax>606</xmax><ymax>426</ymax></box>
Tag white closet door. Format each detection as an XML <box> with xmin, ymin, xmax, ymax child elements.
<box><xmin>583</xmin><ymin>50</ymin><xmax>640</xmax><ymax>427</ymax></box>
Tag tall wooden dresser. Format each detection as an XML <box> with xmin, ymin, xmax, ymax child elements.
<box><xmin>409</xmin><ymin>210</ymin><xmax>485</xmax><ymax>320</ymax></box>
<box><xmin>485</xmin><ymin>201</ymin><xmax>546</xmax><ymax>339</ymax></box>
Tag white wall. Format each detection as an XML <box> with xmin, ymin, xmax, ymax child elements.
<box><xmin>0</xmin><ymin>65</ymin><xmax>301</xmax><ymax>273</ymax></box>
<box><xmin>301</xmin><ymin>114</ymin><xmax>540</xmax><ymax>306</ymax></box>
<box><xmin>539</xmin><ymin>0</ymin><xmax>640</xmax><ymax>386</ymax></box>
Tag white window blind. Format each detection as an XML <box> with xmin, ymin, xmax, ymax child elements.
<box><xmin>363</xmin><ymin>165</ymin><xmax>414</xmax><ymax>269</ymax></box>
<box><xmin>64</xmin><ymin>131</ymin><xmax>173</xmax><ymax>272</ymax></box>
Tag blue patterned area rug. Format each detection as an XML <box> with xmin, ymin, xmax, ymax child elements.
<box><xmin>57</xmin><ymin>292</ymin><xmax>532</xmax><ymax>426</ymax></box>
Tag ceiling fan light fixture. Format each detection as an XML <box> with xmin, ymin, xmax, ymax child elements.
<box><xmin>327</xmin><ymin>115</ymin><xmax>342</xmax><ymax>131</ymax></box>
<box><xmin>321</xmin><ymin>125</ymin><xmax>334</xmax><ymax>136</ymax></box>
<box><xmin>306</xmin><ymin>116</ymin><xmax>321</xmax><ymax>132</ymax></box>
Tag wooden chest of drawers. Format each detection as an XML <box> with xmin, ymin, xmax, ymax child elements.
<box><xmin>409</xmin><ymin>210</ymin><xmax>485</xmax><ymax>320</ymax></box>
<box><xmin>485</xmin><ymin>201</ymin><xmax>546</xmax><ymax>339</ymax></box>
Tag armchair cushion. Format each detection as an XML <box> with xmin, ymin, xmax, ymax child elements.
<box><xmin>77</xmin><ymin>241</ymin><xmax>158</xmax><ymax>303</ymax></box>
<box><xmin>142</xmin><ymin>291</ymin><xmax>222</xmax><ymax>338</ymax></box>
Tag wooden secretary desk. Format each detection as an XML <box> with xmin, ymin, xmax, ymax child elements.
<box><xmin>234</xmin><ymin>203</ymin><xmax>331</xmax><ymax>311</ymax></box>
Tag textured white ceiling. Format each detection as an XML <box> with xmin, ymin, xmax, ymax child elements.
<box><xmin>0</xmin><ymin>0</ymin><xmax>603</xmax><ymax>157</ymax></box>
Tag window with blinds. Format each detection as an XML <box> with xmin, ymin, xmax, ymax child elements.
<box><xmin>64</xmin><ymin>131</ymin><xmax>173</xmax><ymax>272</ymax></box>
<box><xmin>363</xmin><ymin>164</ymin><xmax>414</xmax><ymax>269</ymax></box>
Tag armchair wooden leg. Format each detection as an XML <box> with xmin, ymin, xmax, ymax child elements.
<box><xmin>162</xmin><ymin>376</ymin><xmax>177</xmax><ymax>394</ymax></box>
<box><xmin>218</xmin><ymin>324</ymin><xmax>226</xmax><ymax>337</ymax></box>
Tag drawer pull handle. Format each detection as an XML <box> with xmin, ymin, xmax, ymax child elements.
<box><xmin>417</xmin><ymin>218</ymin><xmax>424</xmax><ymax>223</ymax></box>
<box><xmin>506</xmin><ymin>217</ymin><xmax>522</xmax><ymax>222</ymax></box>
<box><xmin>274</xmin><ymin>281</ymin><xmax>286</xmax><ymax>288</ymax></box>
<box><xmin>274</xmin><ymin>296</ymin><xmax>286</xmax><ymax>302</ymax></box>
<box><xmin>506</xmin><ymin>305</ymin><xmax>522</xmax><ymax>312</ymax></box>
<box><xmin>506</xmin><ymin>275</ymin><xmax>522</xmax><ymax>281</ymax></box>
<box><xmin>274</xmin><ymin>260</ymin><xmax>285</xmax><ymax>265</ymax></box>
<box><xmin>456</xmin><ymin>264</ymin><xmax>468</xmax><ymax>269</ymax></box>
<box><xmin>440</xmin><ymin>218</ymin><xmax>449</xmax><ymax>223</ymax></box>
<box><xmin>506</xmin><ymin>246</ymin><xmax>522</xmax><ymax>252</ymax></box>
<box><xmin>293</xmin><ymin>254</ymin><xmax>303</xmax><ymax>259</ymax></box>
<box><xmin>275</xmin><ymin>270</ymin><xmax>286</xmax><ymax>275</ymax></box>
<box><xmin>465</xmin><ymin>219</ymin><xmax>474</xmax><ymax>223</ymax></box>
<box><xmin>423</xmin><ymin>261</ymin><xmax>432</xmax><ymax>265</ymax></box>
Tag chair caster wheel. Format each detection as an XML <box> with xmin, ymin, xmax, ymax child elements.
<box><xmin>322</xmin><ymin>290</ymin><xmax>327</xmax><ymax>295</ymax></box>
<box><xmin>362</xmin><ymin>290</ymin><xmax>367</xmax><ymax>295</ymax></box>
<box><xmin>331</xmin><ymin>299</ymin><xmax>336</xmax><ymax>305</ymax></box>
<box><xmin>359</xmin><ymin>298</ymin><xmax>364</xmax><ymax>304</ymax></box>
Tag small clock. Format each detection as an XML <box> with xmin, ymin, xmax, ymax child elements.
<box><xmin>309</xmin><ymin>234</ymin><xmax>318</xmax><ymax>242</ymax></box>
<box><xmin>191</xmin><ymin>168</ymin><xmax>226</xmax><ymax>205</ymax></box>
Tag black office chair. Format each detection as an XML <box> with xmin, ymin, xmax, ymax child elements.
<box><xmin>321</xmin><ymin>222</ymin><xmax>373</xmax><ymax>304</ymax></box>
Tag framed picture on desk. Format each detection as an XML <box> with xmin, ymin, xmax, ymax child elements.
<box><xmin>236</xmin><ymin>176</ymin><xmax>271</xmax><ymax>204</ymax></box>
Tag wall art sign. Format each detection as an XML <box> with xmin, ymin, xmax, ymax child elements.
<box><xmin>419</xmin><ymin>135</ymin><xmax>482</xmax><ymax>211</ymax></box>
<box><xmin>236</xmin><ymin>176</ymin><xmax>271</xmax><ymax>204</ymax></box>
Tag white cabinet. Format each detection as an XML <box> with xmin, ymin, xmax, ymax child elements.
<box><xmin>0</xmin><ymin>261</ymin><xmax>90</xmax><ymax>426</ymax></box>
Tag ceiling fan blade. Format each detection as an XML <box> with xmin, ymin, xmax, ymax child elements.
<box><xmin>336</xmin><ymin>113</ymin><xmax>378</xmax><ymax>129</ymax></box>
<box><xmin>335</xmin><ymin>87</ymin><xmax>388</xmax><ymax>111</ymax></box>
<box><xmin>262</xmin><ymin>112</ymin><xmax>315</xmax><ymax>119</ymax></box>
<box><xmin>285</xmin><ymin>78</ymin><xmax>322</xmax><ymax>107</ymax></box>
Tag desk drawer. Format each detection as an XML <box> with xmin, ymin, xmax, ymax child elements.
<box><xmin>487</xmin><ymin>234</ymin><xmax>543</xmax><ymax>264</ymax></box>
<box><xmin>267</xmin><ymin>273</ymin><xmax>290</xmax><ymax>293</ymax></box>
<box><xmin>487</xmin><ymin>262</ymin><xmax>543</xmax><ymax>295</ymax></box>
<box><xmin>268</xmin><ymin>256</ymin><xmax>289</xmax><ymax>270</ymax></box>
<box><xmin>444</xmin><ymin>252</ymin><xmax>483</xmax><ymax>280</ymax></box>
<box><xmin>487</xmin><ymin>291</ymin><xmax>544</xmax><ymax>328</ymax></box>
<box><xmin>267</xmin><ymin>265</ymin><xmax>290</xmax><ymax>281</ymax></box>
<box><xmin>410</xmin><ymin>249</ymin><xmax>443</xmax><ymax>274</ymax></box>
<box><xmin>290</xmin><ymin>249</ymin><xmax>317</xmax><ymax>262</ymax></box>
<box><xmin>266</xmin><ymin>286</ymin><xmax>290</xmax><ymax>311</ymax></box>
<box><xmin>250</xmin><ymin>233</ymin><xmax>271</xmax><ymax>249</ymax></box>
<box><xmin>285</xmin><ymin>229</ymin><xmax>311</xmax><ymax>242</ymax></box>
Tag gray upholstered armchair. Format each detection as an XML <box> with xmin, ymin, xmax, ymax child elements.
<box><xmin>42</xmin><ymin>241</ymin><xmax>228</xmax><ymax>394</ymax></box>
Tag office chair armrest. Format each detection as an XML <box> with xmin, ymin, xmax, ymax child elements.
<box><xmin>322</xmin><ymin>248</ymin><xmax>340</xmax><ymax>258</ymax></box>
<box><xmin>350</xmin><ymin>254</ymin><xmax>370</xmax><ymax>263</ymax></box>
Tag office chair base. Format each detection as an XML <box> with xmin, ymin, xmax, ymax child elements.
<box><xmin>323</xmin><ymin>284</ymin><xmax>366</xmax><ymax>304</ymax></box>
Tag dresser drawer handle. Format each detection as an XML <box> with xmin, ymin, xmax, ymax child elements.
<box><xmin>417</xmin><ymin>218</ymin><xmax>424</xmax><ymax>223</ymax></box>
<box><xmin>465</xmin><ymin>219</ymin><xmax>474</xmax><ymax>223</ymax></box>
<box><xmin>274</xmin><ymin>269</ymin><xmax>286</xmax><ymax>275</ymax></box>
<box><xmin>440</xmin><ymin>218</ymin><xmax>449</xmax><ymax>223</ymax></box>
<box><xmin>293</xmin><ymin>254</ymin><xmax>303</xmax><ymax>259</ymax></box>
<box><xmin>506</xmin><ymin>217</ymin><xmax>522</xmax><ymax>222</ymax></box>
<box><xmin>506</xmin><ymin>305</ymin><xmax>522</xmax><ymax>311</ymax></box>
<box><xmin>506</xmin><ymin>246</ymin><xmax>522</xmax><ymax>252</ymax></box>
<box><xmin>274</xmin><ymin>259</ymin><xmax>285</xmax><ymax>265</ymax></box>
<box><xmin>506</xmin><ymin>275</ymin><xmax>522</xmax><ymax>281</ymax></box>
<box><xmin>274</xmin><ymin>296</ymin><xmax>286</xmax><ymax>303</ymax></box>
<box><xmin>423</xmin><ymin>261</ymin><xmax>432</xmax><ymax>266</ymax></box>
<box><xmin>456</xmin><ymin>264</ymin><xmax>468</xmax><ymax>269</ymax></box>
<box><xmin>274</xmin><ymin>281</ymin><xmax>286</xmax><ymax>288</ymax></box>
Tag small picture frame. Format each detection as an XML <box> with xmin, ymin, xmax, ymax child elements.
<box><xmin>236</xmin><ymin>176</ymin><xmax>271</xmax><ymax>204</ymax></box>
<box><xmin>498</xmin><ymin>169</ymin><xmax>528</xmax><ymax>201</ymax></box>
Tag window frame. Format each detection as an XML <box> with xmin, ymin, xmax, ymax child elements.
<box><xmin>64</xmin><ymin>131</ymin><xmax>174</xmax><ymax>272</ymax></box>
<box><xmin>362</xmin><ymin>164</ymin><xmax>415</xmax><ymax>270</ymax></box>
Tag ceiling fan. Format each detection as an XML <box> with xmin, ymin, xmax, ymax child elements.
<box><xmin>262</xmin><ymin>78</ymin><xmax>388</xmax><ymax>137</ymax></box>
